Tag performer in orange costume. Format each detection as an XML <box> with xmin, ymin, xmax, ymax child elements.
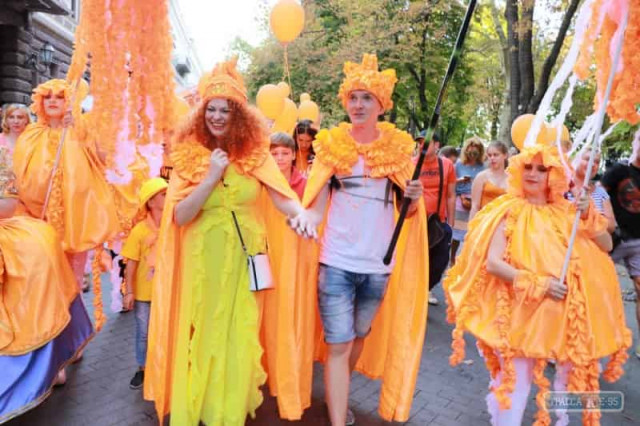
<box><xmin>144</xmin><ymin>58</ymin><xmax>317</xmax><ymax>425</ymax></box>
<box><xmin>0</xmin><ymin>145</ymin><xmax>93</xmax><ymax>423</ymax></box>
<box><xmin>302</xmin><ymin>54</ymin><xmax>429</xmax><ymax>424</ymax></box>
<box><xmin>444</xmin><ymin>143</ymin><xmax>630</xmax><ymax>425</ymax></box>
<box><xmin>13</xmin><ymin>79</ymin><xmax>120</xmax><ymax>287</ymax></box>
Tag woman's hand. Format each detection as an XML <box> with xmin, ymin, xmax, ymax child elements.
<box><xmin>405</xmin><ymin>179</ymin><xmax>423</xmax><ymax>201</ymax></box>
<box><xmin>123</xmin><ymin>293</ymin><xmax>135</xmax><ymax>311</ymax></box>
<box><xmin>62</xmin><ymin>109</ymin><xmax>74</xmax><ymax>128</ymax></box>
<box><xmin>205</xmin><ymin>149</ymin><xmax>230</xmax><ymax>184</ymax></box>
<box><xmin>546</xmin><ymin>277</ymin><xmax>568</xmax><ymax>300</ymax></box>
<box><xmin>288</xmin><ymin>209</ymin><xmax>319</xmax><ymax>239</ymax></box>
<box><xmin>576</xmin><ymin>192</ymin><xmax>590</xmax><ymax>219</ymax></box>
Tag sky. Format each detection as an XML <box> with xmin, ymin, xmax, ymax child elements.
<box><xmin>178</xmin><ymin>0</ymin><xmax>280</xmax><ymax>73</ymax></box>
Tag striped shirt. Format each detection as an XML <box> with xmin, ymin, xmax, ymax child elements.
<box><xmin>565</xmin><ymin>184</ymin><xmax>609</xmax><ymax>214</ymax></box>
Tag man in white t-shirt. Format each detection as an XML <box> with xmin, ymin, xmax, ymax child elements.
<box><xmin>302</xmin><ymin>54</ymin><xmax>428</xmax><ymax>426</ymax></box>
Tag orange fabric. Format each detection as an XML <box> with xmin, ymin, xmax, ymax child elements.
<box><xmin>144</xmin><ymin>139</ymin><xmax>308</xmax><ymax>421</ymax></box>
<box><xmin>13</xmin><ymin>122</ymin><xmax>121</xmax><ymax>252</ymax></box>
<box><xmin>0</xmin><ymin>216</ymin><xmax>78</xmax><ymax>355</ymax></box>
<box><xmin>444</xmin><ymin>144</ymin><xmax>631</xmax><ymax>423</ymax></box>
<box><xmin>301</xmin><ymin>131</ymin><xmax>430</xmax><ymax>422</ymax></box>
<box><xmin>480</xmin><ymin>181</ymin><xmax>506</xmax><ymax>209</ymax></box>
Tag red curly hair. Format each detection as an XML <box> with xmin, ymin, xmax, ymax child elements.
<box><xmin>173</xmin><ymin>98</ymin><xmax>268</xmax><ymax>160</ymax></box>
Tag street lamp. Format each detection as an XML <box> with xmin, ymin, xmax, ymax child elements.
<box><xmin>25</xmin><ymin>42</ymin><xmax>55</xmax><ymax>72</ymax></box>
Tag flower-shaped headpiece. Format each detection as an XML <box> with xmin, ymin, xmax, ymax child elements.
<box><xmin>31</xmin><ymin>79</ymin><xmax>70</xmax><ymax>121</ymax></box>
<box><xmin>197</xmin><ymin>56</ymin><xmax>247</xmax><ymax>105</ymax></box>
<box><xmin>338</xmin><ymin>54</ymin><xmax>397</xmax><ymax>111</ymax></box>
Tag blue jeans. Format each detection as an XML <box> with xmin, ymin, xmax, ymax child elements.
<box><xmin>134</xmin><ymin>301</ymin><xmax>151</xmax><ymax>368</ymax></box>
<box><xmin>317</xmin><ymin>264</ymin><xmax>390</xmax><ymax>344</ymax></box>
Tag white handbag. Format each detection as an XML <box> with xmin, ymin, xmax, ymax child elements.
<box><xmin>232</xmin><ymin>211</ymin><xmax>274</xmax><ymax>292</ymax></box>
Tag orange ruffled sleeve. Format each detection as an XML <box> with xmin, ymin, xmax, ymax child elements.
<box><xmin>513</xmin><ymin>271</ymin><xmax>550</xmax><ymax>306</ymax></box>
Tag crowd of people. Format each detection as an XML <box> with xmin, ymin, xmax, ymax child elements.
<box><xmin>0</xmin><ymin>51</ymin><xmax>638</xmax><ymax>426</ymax></box>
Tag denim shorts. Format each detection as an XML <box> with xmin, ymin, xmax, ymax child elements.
<box><xmin>317</xmin><ymin>263</ymin><xmax>390</xmax><ymax>344</ymax></box>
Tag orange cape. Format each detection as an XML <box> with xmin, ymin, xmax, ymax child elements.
<box><xmin>13</xmin><ymin>122</ymin><xmax>120</xmax><ymax>252</ymax></box>
<box><xmin>300</xmin><ymin>123</ymin><xmax>430</xmax><ymax>422</ymax></box>
<box><xmin>144</xmin><ymin>138</ymin><xmax>313</xmax><ymax>421</ymax></box>
<box><xmin>0</xmin><ymin>216</ymin><xmax>79</xmax><ymax>355</ymax></box>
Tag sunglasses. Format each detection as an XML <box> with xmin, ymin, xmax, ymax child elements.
<box><xmin>523</xmin><ymin>164</ymin><xmax>549</xmax><ymax>173</ymax></box>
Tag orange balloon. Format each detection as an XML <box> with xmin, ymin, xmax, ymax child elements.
<box><xmin>298</xmin><ymin>100</ymin><xmax>319</xmax><ymax>122</ymax></box>
<box><xmin>510</xmin><ymin>114</ymin><xmax>549</xmax><ymax>150</ymax></box>
<box><xmin>270</xmin><ymin>0</ymin><xmax>305</xmax><ymax>44</ymax></box>
<box><xmin>257</xmin><ymin>84</ymin><xmax>285</xmax><ymax>120</ymax></box>
<box><xmin>277</xmin><ymin>82</ymin><xmax>290</xmax><ymax>98</ymax></box>
<box><xmin>300</xmin><ymin>92</ymin><xmax>311</xmax><ymax>102</ymax></box>
<box><xmin>272</xmin><ymin>98</ymin><xmax>298</xmax><ymax>134</ymax></box>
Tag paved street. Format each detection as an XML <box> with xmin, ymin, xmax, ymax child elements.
<box><xmin>7</xmin><ymin>268</ymin><xmax>640</xmax><ymax>426</ymax></box>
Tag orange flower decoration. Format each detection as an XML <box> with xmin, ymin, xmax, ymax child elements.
<box><xmin>30</xmin><ymin>79</ymin><xmax>70</xmax><ymax>122</ymax></box>
<box><xmin>197</xmin><ymin>56</ymin><xmax>247</xmax><ymax>105</ymax></box>
<box><xmin>338</xmin><ymin>53</ymin><xmax>397</xmax><ymax>111</ymax></box>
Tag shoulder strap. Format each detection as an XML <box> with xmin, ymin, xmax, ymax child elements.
<box><xmin>436</xmin><ymin>157</ymin><xmax>444</xmax><ymax>218</ymax></box>
<box><xmin>231</xmin><ymin>211</ymin><xmax>248</xmax><ymax>254</ymax></box>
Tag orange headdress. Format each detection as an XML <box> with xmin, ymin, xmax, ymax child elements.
<box><xmin>338</xmin><ymin>53</ymin><xmax>397</xmax><ymax>111</ymax></box>
<box><xmin>30</xmin><ymin>79</ymin><xmax>70</xmax><ymax>121</ymax></box>
<box><xmin>506</xmin><ymin>143</ymin><xmax>569</xmax><ymax>203</ymax></box>
<box><xmin>197</xmin><ymin>56</ymin><xmax>247</xmax><ymax>105</ymax></box>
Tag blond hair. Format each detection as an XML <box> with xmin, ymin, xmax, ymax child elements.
<box><xmin>459</xmin><ymin>136</ymin><xmax>485</xmax><ymax>165</ymax></box>
<box><xmin>2</xmin><ymin>104</ymin><xmax>31</xmax><ymax>133</ymax></box>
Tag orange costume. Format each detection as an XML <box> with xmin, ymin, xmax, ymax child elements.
<box><xmin>480</xmin><ymin>180</ymin><xmax>506</xmax><ymax>209</ymax></box>
<box><xmin>444</xmin><ymin>144</ymin><xmax>630</xmax><ymax>425</ymax></box>
<box><xmin>300</xmin><ymin>54</ymin><xmax>430</xmax><ymax>422</ymax></box>
<box><xmin>145</xmin><ymin>59</ymin><xmax>314</xmax><ymax>424</ymax></box>
<box><xmin>13</xmin><ymin>79</ymin><xmax>120</xmax><ymax>253</ymax></box>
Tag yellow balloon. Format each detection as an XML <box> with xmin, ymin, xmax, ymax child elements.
<box><xmin>277</xmin><ymin>82</ymin><xmax>290</xmax><ymax>98</ymax></box>
<box><xmin>257</xmin><ymin>84</ymin><xmax>285</xmax><ymax>120</ymax></box>
<box><xmin>299</xmin><ymin>93</ymin><xmax>311</xmax><ymax>102</ymax></box>
<box><xmin>510</xmin><ymin>114</ymin><xmax>549</xmax><ymax>150</ymax></box>
<box><xmin>272</xmin><ymin>98</ymin><xmax>298</xmax><ymax>134</ymax></box>
<box><xmin>298</xmin><ymin>100</ymin><xmax>319</xmax><ymax>122</ymax></box>
<box><xmin>270</xmin><ymin>0</ymin><xmax>305</xmax><ymax>44</ymax></box>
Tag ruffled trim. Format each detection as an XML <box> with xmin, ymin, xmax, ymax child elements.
<box><xmin>92</xmin><ymin>246</ymin><xmax>106</xmax><ymax>331</ymax></box>
<box><xmin>513</xmin><ymin>271</ymin><xmax>549</xmax><ymax>305</ymax></box>
<box><xmin>532</xmin><ymin>359</ymin><xmax>551</xmax><ymax>426</ymax></box>
<box><xmin>312</xmin><ymin>122</ymin><xmax>413</xmax><ymax>177</ymax></box>
<box><xmin>171</xmin><ymin>138</ymin><xmax>269</xmax><ymax>183</ymax></box>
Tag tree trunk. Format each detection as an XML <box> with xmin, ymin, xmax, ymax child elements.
<box><xmin>519</xmin><ymin>0</ymin><xmax>535</xmax><ymax>113</ymax></box>
<box><xmin>491</xmin><ymin>3</ymin><xmax>512</xmax><ymax>144</ymax></box>
<box><xmin>528</xmin><ymin>0</ymin><xmax>583</xmax><ymax>112</ymax></box>
<box><xmin>505</xmin><ymin>0</ymin><xmax>520</xmax><ymax>125</ymax></box>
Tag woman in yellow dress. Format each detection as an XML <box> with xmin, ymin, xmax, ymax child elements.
<box><xmin>444</xmin><ymin>143</ymin><xmax>630</xmax><ymax>425</ymax></box>
<box><xmin>469</xmin><ymin>140</ymin><xmax>509</xmax><ymax>220</ymax></box>
<box><xmin>12</xmin><ymin>79</ymin><xmax>120</xmax><ymax>288</ymax></box>
<box><xmin>145</xmin><ymin>58</ymin><xmax>316</xmax><ymax>425</ymax></box>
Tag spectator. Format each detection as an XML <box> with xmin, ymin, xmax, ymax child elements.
<box><xmin>416</xmin><ymin>130</ymin><xmax>456</xmax><ymax>305</ymax></box>
<box><xmin>602</xmin><ymin>145</ymin><xmax>640</xmax><ymax>358</ymax></box>
<box><xmin>439</xmin><ymin>145</ymin><xmax>459</xmax><ymax>164</ymax></box>
<box><xmin>451</xmin><ymin>136</ymin><xmax>486</xmax><ymax>265</ymax></box>
<box><xmin>270</xmin><ymin>132</ymin><xmax>307</xmax><ymax>199</ymax></box>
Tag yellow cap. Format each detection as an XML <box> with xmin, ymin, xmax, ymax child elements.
<box><xmin>139</xmin><ymin>178</ymin><xmax>168</xmax><ymax>207</ymax></box>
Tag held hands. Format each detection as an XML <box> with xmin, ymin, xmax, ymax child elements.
<box><xmin>205</xmin><ymin>149</ymin><xmax>230</xmax><ymax>184</ymax></box>
<box><xmin>287</xmin><ymin>209</ymin><xmax>319</xmax><ymax>239</ymax></box>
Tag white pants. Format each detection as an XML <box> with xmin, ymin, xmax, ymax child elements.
<box><xmin>486</xmin><ymin>357</ymin><xmax>571</xmax><ymax>426</ymax></box>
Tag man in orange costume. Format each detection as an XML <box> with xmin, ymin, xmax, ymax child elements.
<box><xmin>302</xmin><ymin>54</ymin><xmax>429</xmax><ymax>425</ymax></box>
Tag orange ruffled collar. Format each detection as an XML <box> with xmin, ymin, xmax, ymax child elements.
<box><xmin>170</xmin><ymin>138</ymin><xmax>269</xmax><ymax>183</ymax></box>
<box><xmin>313</xmin><ymin>122</ymin><xmax>413</xmax><ymax>177</ymax></box>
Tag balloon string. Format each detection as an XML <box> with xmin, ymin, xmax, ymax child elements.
<box><xmin>283</xmin><ymin>44</ymin><xmax>294</xmax><ymax>100</ymax></box>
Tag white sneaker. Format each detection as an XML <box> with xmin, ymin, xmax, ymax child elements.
<box><xmin>428</xmin><ymin>291</ymin><xmax>439</xmax><ymax>306</ymax></box>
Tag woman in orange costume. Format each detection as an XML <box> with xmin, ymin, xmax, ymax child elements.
<box><xmin>444</xmin><ymin>143</ymin><xmax>630</xmax><ymax>425</ymax></box>
<box><xmin>469</xmin><ymin>140</ymin><xmax>509</xmax><ymax>221</ymax></box>
<box><xmin>12</xmin><ymin>79</ymin><xmax>120</xmax><ymax>287</ymax></box>
<box><xmin>144</xmin><ymin>58</ymin><xmax>316</xmax><ymax>425</ymax></box>
<box><xmin>0</xmin><ymin>148</ymin><xmax>93</xmax><ymax>423</ymax></box>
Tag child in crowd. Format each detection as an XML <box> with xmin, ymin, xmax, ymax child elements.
<box><xmin>121</xmin><ymin>178</ymin><xmax>168</xmax><ymax>389</ymax></box>
<box><xmin>270</xmin><ymin>132</ymin><xmax>307</xmax><ymax>198</ymax></box>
